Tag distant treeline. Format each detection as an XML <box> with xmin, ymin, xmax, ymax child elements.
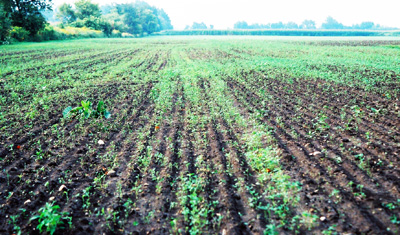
<box><xmin>233</xmin><ymin>16</ymin><xmax>397</xmax><ymax>30</ymax></box>
<box><xmin>233</xmin><ymin>17</ymin><xmax>397</xmax><ymax>30</ymax></box>
<box><xmin>161</xmin><ymin>29</ymin><xmax>400</xmax><ymax>37</ymax></box>
<box><xmin>56</xmin><ymin>1</ymin><xmax>172</xmax><ymax>37</ymax></box>
<box><xmin>0</xmin><ymin>0</ymin><xmax>173</xmax><ymax>44</ymax></box>
<box><xmin>183</xmin><ymin>17</ymin><xmax>398</xmax><ymax>32</ymax></box>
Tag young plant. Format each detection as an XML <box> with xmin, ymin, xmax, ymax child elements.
<box><xmin>63</xmin><ymin>100</ymin><xmax>92</xmax><ymax>119</ymax></box>
<box><xmin>30</xmin><ymin>202</ymin><xmax>72</xmax><ymax>235</ymax></box>
<box><xmin>63</xmin><ymin>100</ymin><xmax>111</xmax><ymax>119</ymax></box>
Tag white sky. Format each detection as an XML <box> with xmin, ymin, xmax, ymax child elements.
<box><xmin>52</xmin><ymin>0</ymin><xmax>400</xmax><ymax>29</ymax></box>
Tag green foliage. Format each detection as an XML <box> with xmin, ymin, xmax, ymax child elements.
<box><xmin>233</xmin><ymin>18</ymin><xmax>392</xmax><ymax>31</ymax></box>
<box><xmin>63</xmin><ymin>100</ymin><xmax>111</xmax><ymax>119</ymax></box>
<box><xmin>116</xmin><ymin>4</ymin><xmax>143</xmax><ymax>35</ymax></box>
<box><xmin>353</xmin><ymin>21</ymin><xmax>375</xmax><ymax>30</ymax></box>
<box><xmin>74</xmin><ymin>0</ymin><xmax>101</xmax><ymax>20</ymax></box>
<box><xmin>56</xmin><ymin>25</ymin><xmax>109</xmax><ymax>39</ymax></box>
<box><xmin>115</xmin><ymin>1</ymin><xmax>172</xmax><ymax>35</ymax></box>
<box><xmin>10</xmin><ymin>26</ymin><xmax>29</xmax><ymax>41</ymax></box>
<box><xmin>57</xmin><ymin>3</ymin><xmax>76</xmax><ymax>24</ymax></box>
<box><xmin>33</xmin><ymin>25</ymin><xmax>62</xmax><ymax>41</ymax></box>
<box><xmin>5</xmin><ymin>0</ymin><xmax>171</xmax><ymax>42</ymax></box>
<box><xmin>0</xmin><ymin>2</ymin><xmax>11</xmax><ymax>43</ymax></box>
<box><xmin>163</xmin><ymin>29</ymin><xmax>385</xmax><ymax>36</ymax></box>
<box><xmin>156</xmin><ymin>8</ymin><xmax>173</xmax><ymax>30</ymax></box>
<box><xmin>95</xmin><ymin>100</ymin><xmax>111</xmax><ymax>119</ymax></box>
<box><xmin>234</xmin><ymin>20</ymin><xmax>305</xmax><ymax>30</ymax></box>
<box><xmin>100</xmin><ymin>20</ymin><xmax>113</xmax><ymax>37</ymax></box>
<box><xmin>300</xmin><ymin>19</ymin><xmax>316</xmax><ymax>29</ymax></box>
<box><xmin>3</xmin><ymin>0</ymin><xmax>52</xmax><ymax>36</ymax></box>
<box><xmin>264</xmin><ymin>224</ymin><xmax>279</xmax><ymax>235</ymax></box>
<box><xmin>140</xmin><ymin>9</ymin><xmax>158</xmax><ymax>34</ymax></box>
<box><xmin>233</xmin><ymin>21</ymin><xmax>249</xmax><ymax>29</ymax></box>
<box><xmin>103</xmin><ymin>9</ymin><xmax>129</xmax><ymax>32</ymax></box>
<box><xmin>187</xmin><ymin>22</ymin><xmax>208</xmax><ymax>30</ymax></box>
<box><xmin>56</xmin><ymin>0</ymin><xmax>116</xmax><ymax>37</ymax></box>
<box><xmin>30</xmin><ymin>202</ymin><xmax>72</xmax><ymax>235</ymax></box>
<box><xmin>70</xmin><ymin>16</ymin><xmax>113</xmax><ymax>36</ymax></box>
<box><xmin>321</xmin><ymin>16</ymin><xmax>344</xmax><ymax>29</ymax></box>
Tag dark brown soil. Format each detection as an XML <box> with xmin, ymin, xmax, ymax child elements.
<box><xmin>1</xmin><ymin>39</ymin><xmax>399</xmax><ymax>235</ymax></box>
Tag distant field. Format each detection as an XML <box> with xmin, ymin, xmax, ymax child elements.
<box><xmin>1</xmin><ymin>37</ymin><xmax>400</xmax><ymax>234</ymax></box>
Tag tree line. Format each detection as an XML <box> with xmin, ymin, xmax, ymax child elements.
<box><xmin>57</xmin><ymin>0</ymin><xmax>172</xmax><ymax>36</ymax></box>
<box><xmin>234</xmin><ymin>17</ymin><xmax>397</xmax><ymax>30</ymax></box>
<box><xmin>185</xmin><ymin>22</ymin><xmax>214</xmax><ymax>30</ymax></box>
<box><xmin>0</xmin><ymin>0</ymin><xmax>172</xmax><ymax>44</ymax></box>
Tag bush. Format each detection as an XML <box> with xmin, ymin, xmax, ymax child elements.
<box><xmin>69</xmin><ymin>19</ymin><xmax>85</xmax><ymax>28</ymax></box>
<box><xmin>121</xmin><ymin>32</ymin><xmax>135</xmax><ymax>38</ymax></box>
<box><xmin>53</xmin><ymin>26</ymin><xmax>104</xmax><ymax>39</ymax></box>
<box><xmin>112</xmin><ymin>29</ymin><xmax>122</xmax><ymax>37</ymax></box>
<box><xmin>10</xmin><ymin>26</ymin><xmax>30</xmax><ymax>42</ymax></box>
<box><xmin>33</xmin><ymin>25</ymin><xmax>64</xmax><ymax>42</ymax></box>
<box><xmin>69</xmin><ymin>16</ymin><xmax>113</xmax><ymax>37</ymax></box>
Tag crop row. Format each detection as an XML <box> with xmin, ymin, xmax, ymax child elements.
<box><xmin>1</xmin><ymin>37</ymin><xmax>399</xmax><ymax>234</ymax></box>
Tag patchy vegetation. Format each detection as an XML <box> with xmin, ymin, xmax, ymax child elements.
<box><xmin>0</xmin><ymin>37</ymin><xmax>399</xmax><ymax>234</ymax></box>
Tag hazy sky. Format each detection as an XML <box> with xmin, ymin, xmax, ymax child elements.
<box><xmin>52</xmin><ymin>0</ymin><xmax>400</xmax><ymax>29</ymax></box>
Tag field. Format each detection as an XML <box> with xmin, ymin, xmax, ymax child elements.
<box><xmin>1</xmin><ymin>37</ymin><xmax>400</xmax><ymax>234</ymax></box>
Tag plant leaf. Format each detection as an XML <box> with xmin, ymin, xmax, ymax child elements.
<box><xmin>30</xmin><ymin>215</ymin><xmax>40</xmax><ymax>221</ymax></box>
<box><xmin>97</xmin><ymin>101</ymin><xmax>104</xmax><ymax>113</ymax></box>
<box><xmin>71</xmin><ymin>106</ymin><xmax>83</xmax><ymax>113</ymax></box>
<box><xmin>62</xmin><ymin>106</ymin><xmax>72</xmax><ymax>118</ymax></box>
<box><xmin>81</xmin><ymin>100</ymin><xmax>90</xmax><ymax>110</ymax></box>
<box><xmin>104</xmin><ymin>110</ymin><xmax>111</xmax><ymax>119</ymax></box>
<box><xmin>84</xmin><ymin>109</ymin><xmax>91</xmax><ymax>118</ymax></box>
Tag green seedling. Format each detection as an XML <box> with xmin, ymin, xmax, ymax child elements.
<box><xmin>30</xmin><ymin>202</ymin><xmax>72</xmax><ymax>235</ymax></box>
<box><xmin>63</xmin><ymin>100</ymin><xmax>111</xmax><ymax>119</ymax></box>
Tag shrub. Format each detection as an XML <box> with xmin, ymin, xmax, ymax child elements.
<box><xmin>10</xmin><ymin>26</ymin><xmax>30</xmax><ymax>42</ymax></box>
<box><xmin>121</xmin><ymin>32</ymin><xmax>135</xmax><ymax>38</ymax></box>
<box><xmin>54</xmin><ymin>26</ymin><xmax>104</xmax><ymax>39</ymax></box>
<box><xmin>112</xmin><ymin>29</ymin><xmax>122</xmax><ymax>37</ymax></box>
<box><xmin>33</xmin><ymin>25</ymin><xmax>64</xmax><ymax>42</ymax></box>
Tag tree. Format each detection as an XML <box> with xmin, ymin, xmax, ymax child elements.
<box><xmin>0</xmin><ymin>2</ymin><xmax>11</xmax><ymax>42</ymax></box>
<box><xmin>74</xmin><ymin>0</ymin><xmax>101</xmax><ymax>20</ymax></box>
<box><xmin>234</xmin><ymin>21</ymin><xmax>249</xmax><ymax>29</ymax></box>
<box><xmin>98</xmin><ymin>18</ymin><xmax>112</xmax><ymax>37</ymax></box>
<box><xmin>270</xmin><ymin>22</ymin><xmax>284</xmax><ymax>29</ymax></box>
<box><xmin>140</xmin><ymin>9</ymin><xmax>159</xmax><ymax>34</ymax></box>
<box><xmin>191</xmin><ymin>22</ymin><xmax>207</xmax><ymax>30</ymax></box>
<box><xmin>2</xmin><ymin>0</ymin><xmax>52</xmax><ymax>36</ymax></box>
<box><xmin>300</xmin><ymin>20</ymin><xmax>316</xmax><ymax>29</ymax></box>
<box><xmin>359</xmin><ymin>21</ymin><xmax>374</xmax><ymax>29</ymax></box>
<box><xmin>321</xmin><ymin>16</ymin><xmax>343</xmax><ymax>29</ymax></box>
<box><xmin>114</xmin><ymin>2</ymin><xmax>171</xmax><ymax>35</ymax></box>
<box><xmin>57</xmin><ymin>3</ymin><xmax>76</xmax><ymax>24</ymax></box>
<box><xmin>103</xmin><ymin>8</ymin><xmax>128</xmax><ymax>32</ymax></box>
<box><xmin>285</xmin><ymin>21</ymin><xmax>299</xmax><ymax>29</ymax></box>
<box><xmin>116</xmin><ymin>3</ymin><xmax>142</xmax><ymax>34</ymax></box>
<box><xmin>157</xmin><ymin>8</ymin><xmax>172</xmax><ymax>30</ymax></box>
